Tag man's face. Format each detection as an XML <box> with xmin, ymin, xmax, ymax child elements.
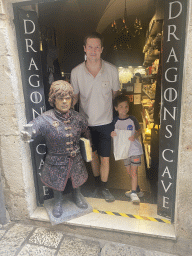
<box><xmin>84</xmin><ymin>38</ymin><xmax>103</xmax><ymax>62</ymax></box>
<box><xmin>55</xmin><ymin>94</ymin><xmax>72</xmax><ymax>113</ymax></box>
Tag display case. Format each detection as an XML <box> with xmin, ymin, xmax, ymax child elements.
<box><xmin>141</xmin><ymin>18</ymin><xmax>163</xmax><ymax>178</ymax></box>
<box><xmin>143</xmin><ymin>19</ymin><xmax>163</xmax><ymax>67</ymax></box>
<box><xmin>141</xmin><ymin>97</ymin><xmax>154</xmax><ymax>169</ymax></box>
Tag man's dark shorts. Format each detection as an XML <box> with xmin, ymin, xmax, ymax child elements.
<box><xmin>89</xmin><ymin>123</ymin><xmax>113</xmax><ymax>157</ymax></box>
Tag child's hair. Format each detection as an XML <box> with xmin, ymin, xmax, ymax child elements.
<box><xmin>113</xmin><ymin>94</ymin><xmax>130</xmax><ymax>107</ymax></box>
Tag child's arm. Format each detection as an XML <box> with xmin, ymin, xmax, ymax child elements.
<box><xmin>134</xmin><ymin>128</ymin><xmax>141</xmax><ymax>139</ymax></box>
<box><xmin>129</xmin><ymin>128</ymin><xmax>141</xmax><ymax>141</ymax></box>
<box><xmin>111</xmin><ymin>131</ymin><xmax>117</xmax><ymax>137</ymax></box>
<box><xmin>111</xmin><ymin>116</ymin><xmax>118</xmax><ymax>138</ymax></box>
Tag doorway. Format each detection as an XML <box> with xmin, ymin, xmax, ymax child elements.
<box><xmin>13</xmin><ymin>0</ymin><xmax>187</xmax><ymax>224</ymax></box>
<box><xmin>37</xmin><ymin>0</ymin><xmax>161</xmax><ymax>220</ymax></box>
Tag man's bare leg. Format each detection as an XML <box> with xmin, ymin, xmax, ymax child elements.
<box><xmin>100</xmin><ymin>156</ymin><xmax>109</xmax><ymax>182</ymax></box>
<box><xmin>91</xmin><ymin>151</ymin><xmax>100</xmax><ymax>177</ymax></box>
<box><xmin>99</xmin><ymin>156</ymin><xmax>115</xmax><ymax>202</ymax></box>
<box><xmin>91</xmin><ymin>154</ymin><xmax>110</xmax><ymax>181</ymax></box>
<box><xmin>91</xmin><ymin>153</ymin><xmax>114</xmax><ymax>202</ymax></box>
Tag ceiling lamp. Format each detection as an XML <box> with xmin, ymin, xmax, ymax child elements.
<box><xmin>111</xmin><ymin>0</ymin><xmax>142</xmax><ymax>37</ymax></box>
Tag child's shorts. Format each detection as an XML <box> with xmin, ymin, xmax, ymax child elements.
<box><xmin>124</xmin><ymin>155</ymin><xmax>141</xmax><ymax>167</ymax></box>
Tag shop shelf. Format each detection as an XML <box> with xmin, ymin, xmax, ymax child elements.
<box><xmin>141</xmin><ymin>127</ymin><xmax>151</xmax><ymax>169</ymax></box>
<box><xmin>145</xmin><ymin>109</ymin><xmax>154</xmax><ymax>123</ymax></box>
<box><xmin>151</xmin><ymin>33</ymin><xmax>162</xmax><ymax>47</ymax></box>
<box><xmin>141</xmin><ymin>112</ymin><xmax>147</xmax><ymax>130</ymax></box>
<box><xmin>149</xmin><ymin>19</ymin><xmax>163</xmax><ymax>37</ymax></box>
<box><xmin>144</xmin><ymin>144</ymin><xmax>151</xmax><ymax>169</ymax></box>
<box><xmin>142</xmin><ymin>89</ymin><xmax>155</xmax><ymax>100</ymax></box>
<box><xmin>142</xmin><ymin>74</ymin><xmax>157</xmax><ymax>80</ymax></box>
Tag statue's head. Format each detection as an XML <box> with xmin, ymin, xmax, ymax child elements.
<box><xmin>48</xmin><ymin>80</ymin><xmax>74</xmax><ymax>108</ymax></box>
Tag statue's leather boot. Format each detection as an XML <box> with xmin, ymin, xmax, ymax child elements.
<box><xmin>52</xmin><ymin>190</ymin><xmax>63</xmax><ymax>218</ymax></box>
<box><xmin>72</xmin><ymin>187</ymin><xmax>88</xmax><ymax>209</ymax></box>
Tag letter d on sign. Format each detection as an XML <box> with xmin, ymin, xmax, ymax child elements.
<box><xmin>169</xmin><ymin>1</ymin><xmax>182</xmax><ymax>20</ymax></box>
<box><xmin>24</xmin><ymin>19</ymin><xmax>36</xmax><ymax>34</ymax></box>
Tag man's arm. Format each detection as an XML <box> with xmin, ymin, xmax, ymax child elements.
<box><xmin>72</xmin><ymin>93</ymin><xmax>79</xmax><ymax>108</ymax></box>
<box><xmin>112</xmin><ymin>90</ymin><xmax>120</xmax><ymax>99</ymax></box>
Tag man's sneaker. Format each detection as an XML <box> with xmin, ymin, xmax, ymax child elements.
<box><xmin>102</xmin><ymin>188</ymin><xmax>115</xmax><ymax>202</ymax></box>
<box><xmin>125</xmin><ymin>190</ymin><xmax>144</xmax><ymax>198</ymax></box>
<box><xmin>130</xmin><ymin>193</ymin><xmax>140</xmax><ymax>204</ymax></box>
<box><xmin>91</xmin><ymin>187</ymin><xmax>100</xmax><ymax>198</ymax></box>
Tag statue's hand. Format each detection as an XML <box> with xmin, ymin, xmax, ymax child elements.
<box><xmin>20</xmin><ymin>130</ymin><xmax>32</xmax><ymax>142</ymax></box>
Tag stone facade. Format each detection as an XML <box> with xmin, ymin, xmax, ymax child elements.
<box><xmin>0</xmin><ymin>0</ymin><xmax>192</xmax><ymax>255</ymax></box>
<box><xmin>175</xmin><ymin>0</ymin><xmax>192</xmax><ymax>249</ymax></box>
<box><xmin>0</xmin><ymin>0</ymin><xmax>37</xmax><ymax>220</ymax></box>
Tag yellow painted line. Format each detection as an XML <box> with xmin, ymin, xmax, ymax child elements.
<box><xmin>93</xmin><ymin>209</ymin><xmax>99</xmax><ymax>213</ymax></box>
<box><xmin>119</xmin><ymin>212</ymin><xmax>129</xmax><ymax>217</ymax></box>
<box><xmin>161</xmin><ymin>218</ymin><xmax>171</xmax><ymax>224</ymax></box>
<box><xmin>147</xmin><ymin>217</ymin><xmax>159</xmax><ymax>222</ymax></box>
<box><xmin>105</xmin><ymin>211</ymin><xmax>115</xmax><ymax>215</ymax></box>
<box><xmin>133</xmin><ymin>215</ymin><xmax>144</xmax><ymax>220</ymax></box>
<box><xmin>140</xmin><ymin>216</ymin><xmax>149</xmax><ymax>221</ymax></box>
<box><xmin>93</xmin><ymin>209</ymin><xmax>171</xmax><ymax>224</ymax></box>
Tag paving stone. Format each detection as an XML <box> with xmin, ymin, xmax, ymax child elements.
<box><xmin>17</xmin><ymin>244</ymin><xmax>56</xmax><ymax>256</ymax></box>
<box><xmin>57</xmin><ymin>235</ymin><xmax>101</xmax><ymax>256</ymax></box>
<box><xmin>29</xmin><ymin>227</ymin><xmax>63</xmax><ymax>248</ymax></box>
<box><xmin>101</xmin><ymin>243</ymin><xmax>177</xmax><ymax>256</ymax></box>
<box><xmin>0</xmin><ymin>229</ymin><xmax>6</xmax><ymax>239</ymax></box>
<box><xmin>0</xmin><ymin>224</ymin><xmax>34</xmax><ymax>256</ymax></box>
<box><xmin>1</xmin><ymin>222</ymin><xmax>13</xmax><ymax>230</ymax></box>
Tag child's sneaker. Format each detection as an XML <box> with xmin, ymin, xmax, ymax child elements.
<box><xmin>130</xmin><ymin>193</ymin><xmax>140</xmax><ymax>204</ymax></box>
<box><xmin>125</xmin><ymin>190</ymin><xmax>144</xmax><ymax>198</ymax></box>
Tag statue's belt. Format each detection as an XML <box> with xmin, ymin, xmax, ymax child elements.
<box><xmin>49</xmin><ymin>148</ymin><xmax>80</xmax><ymax>158</ymax></box>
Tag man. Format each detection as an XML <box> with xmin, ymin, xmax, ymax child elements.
<box><xmin>71</xmin><ymin>32</ymin><xmax>120</xmax><ymax>202</ymax></box>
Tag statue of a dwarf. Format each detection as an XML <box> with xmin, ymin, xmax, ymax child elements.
<box><xmin>21</xmin><ymin>80</ymin><xmax>91</xmax><ymax>218</ymax></box>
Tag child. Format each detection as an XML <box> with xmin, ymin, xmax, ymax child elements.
<box><xmin>111</xmin><ymin>94</ymin><xmax>143</xmax><ymax>204</ymax></box>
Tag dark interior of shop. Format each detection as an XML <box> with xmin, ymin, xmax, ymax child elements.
<box><xmin>38</xmin><ymin>0</ymin><xmax>156</xmax><ymax>72</ymax></box>
<box><xmin>21</xmin><ymin>0</ymin><xmax>164</xmax><ymax>210</ymax></box>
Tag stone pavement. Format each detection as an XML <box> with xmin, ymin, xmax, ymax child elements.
<box><xmin>0</xmin><ymin>221</ymin><xmax>178</xmax><ymax>256</ymax></box>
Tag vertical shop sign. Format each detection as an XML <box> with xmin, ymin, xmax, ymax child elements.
<box><xmin>14</xmin><ymin>8</ymin><xmax>52</xmax><ymax>204</ymax></box>
<box><xmin>157</xmin><ymin>0</ymin><xmax>187</xmax><ymax>220</ymax></box>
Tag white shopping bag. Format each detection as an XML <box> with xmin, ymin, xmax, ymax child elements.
<box><xmin>113</xmin><ymin>129</ymin><xmax>132</xmax><ymax>161</ymax></box>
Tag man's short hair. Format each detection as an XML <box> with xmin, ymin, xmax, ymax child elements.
<box><xmin>48</xmin><ymin>80</ymin><xmax>74</xmax><ymax>107</ymax></box>
<box><xmin>113</xmin><ymin>94</ymin><xmax>130</xmax><ymax>107</ymax></box>
<box><xmin>83</xmin><ymin>32</ymin><xmax>104</xmax><ymax>47</ymax></box>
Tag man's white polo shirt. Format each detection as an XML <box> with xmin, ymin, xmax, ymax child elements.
<box><xmin>71</xmin><ymin>60</ymin><xmax>120</xmax><ymax>126</ymax></box>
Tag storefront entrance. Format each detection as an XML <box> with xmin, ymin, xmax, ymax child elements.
<box><xmin>13</xmin><ymin>0</ymin><xmax>187</xmax><ymax>224</ymax></box>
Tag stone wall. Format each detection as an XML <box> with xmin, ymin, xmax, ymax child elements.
<box><xmin>0</xmin><ymin>0</ymin><xmax>36</xmax><ymax>220</ymax></box>
<box><xmin>175</xmin><ymin>0</ymin><xmax>192</xmax><ymax>250</ymax></box>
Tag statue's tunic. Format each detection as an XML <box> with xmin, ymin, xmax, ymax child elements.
<box><xmin>30</xmin><ymin>109</ymin><xmax>90</xmax><ymax>191</ymax></box>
